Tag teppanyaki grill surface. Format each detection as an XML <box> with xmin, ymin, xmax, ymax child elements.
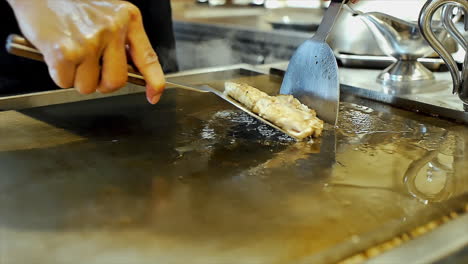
<box><xmin>0</xmin><ymin>72</ymin><xmax>467</xmax><ymax>264</ymax></box>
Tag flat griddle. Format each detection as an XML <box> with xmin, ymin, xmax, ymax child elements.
<box><xmin>6</xmin><ymin>34</ymin><xmax>302</xmax><ymax>140</ymax></box>
<box><xmin>0</xmin><ymin>68</ymin><xmax>467</xmax><ymax>264</ymax></box>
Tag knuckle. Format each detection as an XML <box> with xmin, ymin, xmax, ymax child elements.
<box><xmin>122</xmin><ymin>2</ymin><xmax>142</xmax><ymax>19</ymax></box>
<box><xmin>83</xmin><ymin>32</ymin><xmax>115</xmax><ymax>56</ymax></box>
<box><xmin>53</xmin><ymin>42</ymin><xmax>84</xmax><ymax>63</ymax></box>
<box><xmin>107</xmin><ymin>22</ymin><xmax>120</xmax><ymax>34</ymax></box>
<box><xmin>116</xmin><ymin>5</ymin><xmax>131</xmax><ymax>23</ymax></box>
<box><xmin>102</xmin><ymin>18</ymin><xmax>127</xmax><ymax>42</ymax></box>
<box><xmin>82</xmin><ymin>38</ymin><xmax>100</xmax><ymax>54</ymax></box>
<box><xmin>104</xmin><ymin>19</ymin><xmax>123</xmax><ymax>34</ymax></box>
<box><xmin>142</xmin><ymin>50</ymin><xmax>160</xmax><ymax>67</ymax></box>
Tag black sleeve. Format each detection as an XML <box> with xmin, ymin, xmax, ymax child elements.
<box><xmin>0</xmin><ymin>0</ymin><xmax>56</xmax><ymax>95</ymax></box>
<box><xmin>0</xmin><ymin>0</ymin><xmax>178</xmax><ymax>95</ymax></box>
<box><xmin>129</xmin><ymin>0</ymin><xmax>179</xmax><ymax>73</ymax></box>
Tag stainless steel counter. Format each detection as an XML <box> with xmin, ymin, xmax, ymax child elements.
<box><xmin>0</xmin><ymin>67</ymin><xmax>467</xmax><ymax>264</ymax></box>
<box><xmin>171</xmin><ymin>4</ymin><xmax>318</xmax><ymax>70</ymax></box>
<box><xmin>170</xmin><ymin>4</ymin><xmax>468</xmax><ymax>120</ymax></box>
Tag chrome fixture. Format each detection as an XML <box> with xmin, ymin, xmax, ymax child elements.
<box><xmin>442</xmin><ymin>5</ymin><xmax>467</xmax><ymax>51</ymax></box>
<box><xmin>347</xmin><ymin>7</ymin><xmax>456</xmax><ymax>87</ymax></box>
<box><xmin>419</xmin><ymin>0</ymin><xmax>468</xmax><ymax>108</ymax></box>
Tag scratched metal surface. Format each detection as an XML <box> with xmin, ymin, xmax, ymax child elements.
<box><xmin>0</xmin><ymin>69</ymin><xmax>467</xmax><ymax>264</ymax></box>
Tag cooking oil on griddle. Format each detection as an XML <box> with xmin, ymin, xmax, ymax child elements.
<box><xmin>0</xmin><ymin>71</ymin><xmax>467</xmax><ymax>264</ymax></box>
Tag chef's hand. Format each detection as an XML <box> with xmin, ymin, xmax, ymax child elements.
<box><xmin>7</xmin><ymin>0</ymin><xmax>165</xmax><ymax>104</ymax></box>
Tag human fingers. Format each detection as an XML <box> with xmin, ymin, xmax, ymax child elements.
<box><xmin>74</xmin><ymin>48</ymin><xmax>102</xmax><ymax>94</ymax></box>
<box><xmin>124</xmin><ymin>2</ymin><xmax>165</xmax><ymax>104</ymax></box>
<box><xmin>42</xmin><ymin>40</ymin><xmax>82</xmax><ymax>89</ymax></box>
<box><xmin>98</xmin><ymin>28</ymin><xmax>129</xmax><ymax>93</ymax></box>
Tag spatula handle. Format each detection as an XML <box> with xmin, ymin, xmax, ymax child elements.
<box><xmin>313</xmin><ymin>0</ymin><xmax>349</xmax><ymax>42</ymax></box>
<box><xmin>6</xmin><ymin>34</ymin><xmax>147</xmax><ymax>86</ymax></box>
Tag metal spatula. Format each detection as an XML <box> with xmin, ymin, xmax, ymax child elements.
<box><xmin>6</xmin><ymin>34</ymin><xmax>299</xmax><ymax>140</ymax></box>
<box><xmin>280</xmin><ymin>0</ymin><xmax>349</xmax><ymax>126</ymax></box>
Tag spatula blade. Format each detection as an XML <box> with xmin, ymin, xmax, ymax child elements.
<box><xmin>280</xmin><ymin>40</ymin><xmax>339</xmax><ymax>126</ymax></box>
<box><xmin>280</xmin><ymin>0</ymin><xmax>348</xmax><ymax>126</ymax></box>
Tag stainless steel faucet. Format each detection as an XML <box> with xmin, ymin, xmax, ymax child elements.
<box><xmin>351</xmin><ymin>9</ymin><xmax>452</xmax><ymax>86</ymax></box>
<box><xmin>419</xmin><ymin>0</ymin><xmax>468</xmax><ymax>107</ymax></box>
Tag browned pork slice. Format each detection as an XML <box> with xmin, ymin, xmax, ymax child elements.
<box><xmin>224</xmin><ymin>82</ymin><xmax>269</xmax><ymax>110</ymax></box>
<box><xmin>224</xmin><ymin>82</ymin><xmax>323</xmax><ymax>139</ymax></box>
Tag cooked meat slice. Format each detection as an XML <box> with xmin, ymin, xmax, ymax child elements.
<box><xmin>255</xmin><ymin>97</ymin><xmax>323</xmax><ymax>139</ymax></box>
<box><xmin>275</xmin><ymin>95</ymin><xmax>317</xmax><ymax>117</ymax></box>
<box><xmin>224</xmin><ymin>82</ymin><xmax>323</xmax><ymax>139</ymax></box>
<box><xmin>224</xmin><ymin>82</ymin><xmax>269</xmax><ymax>110</ymax></box>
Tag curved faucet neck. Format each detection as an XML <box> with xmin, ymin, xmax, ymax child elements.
<box><xmin>419</xmin><ymin>0</ymin><xmax>467</xmax><ymax>100</ymax></box>
<box><xmin>359</xmin><ymin>12</ymin><xmax>416</xmax><ymax>27</ymax></box>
